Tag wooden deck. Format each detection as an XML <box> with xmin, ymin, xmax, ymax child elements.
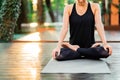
<box><xmin>0</xmin><ymin>30</ymin><xmax>120</xmax><ymax>80</ymax></box>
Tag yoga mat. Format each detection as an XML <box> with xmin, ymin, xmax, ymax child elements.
<box><xmin>41</xmin><ymin>59</ymin><xmax>111</xmax><ymax>73</ymax></box>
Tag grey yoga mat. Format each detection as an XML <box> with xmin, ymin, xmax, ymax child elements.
<box><xmin>41</xmin><ymin>59</ymin><xmax>111</xmax><ymax>73</ymax></box>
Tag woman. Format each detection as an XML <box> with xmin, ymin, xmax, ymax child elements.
<box><xmin>52</xmin><ymin>0</ymin><xmax>112</xmax><ymax>60</ymax></box>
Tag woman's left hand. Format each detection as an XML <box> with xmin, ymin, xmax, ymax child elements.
<box><xmin>103</xmin><ymin>44</ymin><xmax>112</xmax><ymax>55</ymax></box>
<box><xmin>91</xmin><ymin>43</ymin><xmax>101</xmax><ymax>47</ymax></box>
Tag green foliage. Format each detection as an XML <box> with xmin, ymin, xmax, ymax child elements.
<box><xmin>0</xmin><ymin>0</ymin><xmax>21</xmax><ymax>42</ymax></box>
<box><xmin>48</xmin><ymin>0</ymin><xmax>74</xmax><ymax>18</ymax></box>
<box><xmin>27</xmin><ymin>0</ymin><xmax>36</xmax><ymax>22</ymax></box>
<box><xmin>22</xmin><ymin>0</ymin><xmax>37</xmax><ymax>22</ymax></box>
<box><xmin>68</xmin><ymin>0</ymin><xmax>74</xmax><ymax>4</ymax></box>
<box><xmin>0</xmin><ymin>0</ymin><xmax>3</xmax><ymax>9</ymax></box>
<box><xmin>51</xmin><ymin>0</ymin><xmax>65</xmax><ymax>15</ymax></box>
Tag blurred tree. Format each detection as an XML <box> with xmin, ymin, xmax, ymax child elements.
<box><xmin>0</xmin><ymin>0</ymin><xmax>21</xmax><ymax>41</ymax></box>
<box><xmin>16</xmin><ymin>0</ymin><xmax>37</xmax><ymax>33</ymax></box>
<box><xmin>27</xmin><ymin>0</ymin><xmax>34</xmax><ymax>22</ymax></box>
<box><xmin>16</xmin><ymin>0</ymin><xmax>29</xmax><ymax>33</ymax></box>
<box><xmin>50</xmin><ymin>0</ymin><xmax>67</xmax><ymax>22</ymax></box>
<box><xmin>45</xmin><ymin>0</ymin><xmax>55</xmax><ymax>22</ymax></box>
<box><xmin>37</xmin><ymin>0</ymin><xmax>45</xmax><ymax>24</ymax></box>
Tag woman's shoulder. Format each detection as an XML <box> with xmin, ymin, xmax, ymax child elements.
<box><xmin>90</xmin><ymin>2</ymin><xmax>100</xmax><ymax>9</ymax></box>
<box><xmin>64</xmin><ymin>4</ymin><xmax>74</xmax><ymax>15</ymax></box>
<box><xmin>89</xmin><ymin>2</ymin><xmax>101</xmax><ymax>14</ymax></box>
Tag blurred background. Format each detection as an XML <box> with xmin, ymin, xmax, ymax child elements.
<box><xmin>0</xmin><ymin>0</ymin><xmax>120</xmax><ymax>42</ymax></box>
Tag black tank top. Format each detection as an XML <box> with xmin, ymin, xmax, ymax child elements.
<box><xmin>69</xmin><ymin>3</ymin><xmax>95</xmax><ymax>48</ymax></box>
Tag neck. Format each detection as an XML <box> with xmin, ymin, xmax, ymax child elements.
<box><xmin>76</xmin><ymin>1</ymin><xmax>88</xmax><ymax>7</ymax></box>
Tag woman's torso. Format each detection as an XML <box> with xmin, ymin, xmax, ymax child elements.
<box><xmin>69</xmin><ymin>2</ymin><xmax>95</xmax><ymax>48</ymax></box>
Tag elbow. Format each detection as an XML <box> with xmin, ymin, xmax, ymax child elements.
<box><xmin>95</xmin><ymin>22</ymin><xmax>104</xmax><ymax>28</ymax></box>
<box><xmin>65</xmin><ymin>28</ymin><xmax>68</xmax><ymax>32</ymax></box>
<box><xmin>62</xmin><ymin>27</ymin><xmax>68</xmax><ymax>32</ymax></box>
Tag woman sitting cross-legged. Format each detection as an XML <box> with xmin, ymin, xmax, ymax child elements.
<box><xmin>52</xmin><ymin>0</ymin><xmax>112</xmax><ymax>61</ymax></box>
<box><xmin>55</xmin><ymin>43</ymin><xmax>110</xmax><ymax>61</ymax></box>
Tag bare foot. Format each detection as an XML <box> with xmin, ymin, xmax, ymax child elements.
<box><xmin>62</xmin><ymin>42</ymin><xmax>80</xmax><ymax>51</ymax></box>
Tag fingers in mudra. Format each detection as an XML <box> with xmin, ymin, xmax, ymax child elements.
<box><xmin>91</xmin><ymin>43</ymin><xmax>101</xmax><ymax>48</ymax></box>
<box><xmin>62</xmin><ymin>42</ymin><xmax>80</xmax><ymax>51</ymax></box>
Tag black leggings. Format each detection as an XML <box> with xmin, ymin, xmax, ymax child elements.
<box><xmin>55</xmin><ymin>46</ymin><xmax>109</xmax><ymax>61</ymax></box>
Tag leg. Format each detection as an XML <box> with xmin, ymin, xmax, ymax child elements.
<box><xmin>55</xmin><ymin>48</ymin><xmax>81</xmax><ymax>61</ymax></box>
<box><xmin>77</xmin><ymin>46</ymin><xmax>109</xmax><ymax>59</ymax></box>
<box><xmin>62</xmin><ymin>43</ymin><xmax>109</xmax><ymax>59</ymax></box>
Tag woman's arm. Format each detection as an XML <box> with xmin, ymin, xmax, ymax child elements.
<box><xmin>94</xmin><ymin>3</ymin><xmax>112</xmax><ymax>55</ymax></box>
<box><xmin>57</xmin><ymin>5</ymin><xmax>70</xmax><ymax>48</ymax></box>
<box><xmin>52</xmin><ymin>5</ymin><xmax>70</xmax><ymax>58</ymax></box>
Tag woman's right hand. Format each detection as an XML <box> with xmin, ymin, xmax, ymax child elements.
<box><xmin>52</xmin><ymin>47</ymin><xmax>61</xmax><ymax>59</ymax></box>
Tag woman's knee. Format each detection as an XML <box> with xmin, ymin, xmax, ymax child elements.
<box><xmin>96</xmin><ymin>46</ymin><xmax>110</xmax><ymax>58</ymax></box>
<box><xmin>54</xmin><ymin>48</ymin><xmax>70</xmax><ymax>61</ymax></box>
<box><xmin>55</xmin><ymin>48</ymin><xmax>80</xmax><ymax>61</ymax></box>
<box><xmin>55</xmin><ymin>54</ymin><xmax>66</xmax><ymax>61</ymax></box>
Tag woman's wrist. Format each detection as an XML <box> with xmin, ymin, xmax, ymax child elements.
<box><xmin>102</xmin><ymin>43</ymin><xmax>108</xmax><ymax>46</ymax></box>
<box><xmin>57</xmin><ymin>45</ymin><xmax>62</xmax><ymax>48</ymax></box>
<box><xmin>57</xmin><ymin>43</ymin><xmax>62</xmax><ymax>48</ymax></box>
